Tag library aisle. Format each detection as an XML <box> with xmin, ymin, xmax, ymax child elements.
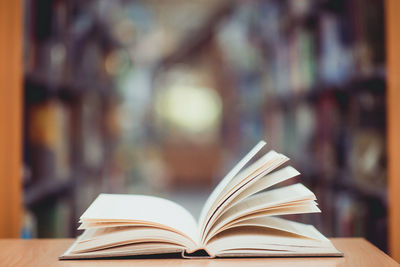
<box><xmin>0</xmin><ymin>0</ymin><xmax>400</xmax><ymax>263</ymax></box>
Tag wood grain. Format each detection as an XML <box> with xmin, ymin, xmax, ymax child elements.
<box><xmin>386</xmin><ymin>0</ymin><xmax>400</xmax><ymax>263</ymax></box>
<box><xmin>0</xmin><ymin>238</ymin><xmax>397</xmax><ymax>267</ymax></box>
<box><xmin>0</xmin><ymin>0</ymin><xmax>23</xmax><ymax>237</ymax></box>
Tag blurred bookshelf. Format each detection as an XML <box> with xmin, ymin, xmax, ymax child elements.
<box><xmin>23</xmin><ymin>0</ymin><xmax>119</xmax><ymax>238</ymax></box>
<box><xmin>21</xmin><ymin>0</ymin><xmax>387</xmax><ymax>252</ymax></box>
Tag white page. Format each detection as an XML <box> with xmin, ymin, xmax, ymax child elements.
<box><xmin>203</xmin><ymin>163</ymin><xmax>296</xmax><ymax>235</ymax></box>
<box><xmin>228</xmin><ymin>166</ymin><xmax>300</xmax><ymax>207</ymax></box>
<box><xmin>206</xmin><ymin>227</ymin><xmax>339</xmax><ymax>256</ymax></box>
<box><xmin>64</xmin><ymin>242</ymin><xmax>184</xmax><ymax>259</ymax></box>
<box><xmin>206</xmin><ymin>203</ymin><xmax>320</xmax><ymax>242</ymax></box>
<box><xmin>209</xmin><ymin>235</ymin><xmax>336</xmax><ymax>252</ymax></box>
<box><xmin>72</xmin><ymin>227</ymin><xmax>195</xmax><ymax>253</ymax></box>
<box><xmin>201</xmin><ymin>150</ymin><xmax>288</xmax><ymax>241</ymax></box>
<box><xmin>198</xmin><ymin>141</ymin><xmax>266</xmax><ymax>227</ymax></box>
<box><xmin>227</xmin><ymin>202</ymin><xmax>320</xmax><ymax>223</ymax></box>
<box><xmin>80</xmin><ymin>194</ymin><xmax>199</xmax><ymax>244</ymax></box>
<box><xmin>218</xmin><ymin>183</ymin><xmax>316</xmax><ymax>222</ymax></box>
<box><xmin>78</xmin><ymin>221</ymin><xmax>157</xmax><ymax>230</ymax></box>
<box><xmin>61</xmin><ymin>232</ymin><xmax>185</xmax><ymax>259</ymax></box>
<box><xmin>216</xmin><ymin>151</ymin><xmax>287</xmax><ymax>205</ymax></box>
<box><xmin>205</xmin><ymin>184</ymin><xmax>317</xmax><ymax>241</ymax></box>
<box><xmin>214</xmin><ymin>243</ymin><xmax>342</xmax><ymax>257</ymax></box>
<box><xmin>224</xmin><ymin>217</ymin><xmax>328</xmax><ymax>241</ymax></box>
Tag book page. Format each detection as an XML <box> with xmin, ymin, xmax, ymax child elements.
<box><xmin>218</xmin><ymin>151</ymin><xmax>287</xmax><ymax>203</ymax></box>
<box><xmin>206</xmin><ymin>227</ymin><xmax>341</xmax><ymax>257</ymax></box>
<box><xmin>217</xmin><ymin>216</ymin><xmax>328</xmax><ymax>241</ymax></box>
<box><xmin>198</xmin><ymin>141</ymin><xmax>266</xmax><ymax>228</ymax></box>
<box><xmin>202</xmin><ymin>165</ymin><xmax>299</xmax><ymax>236</ymax></box>
<box><xmin>218</xmin><ymin>183</ymin><xmax>316</xmax><ymax>221</ymax></box>
<box><xmin>205</xmin><ymin>183</ymin><xmax>318</xmax><ymax>241</ymax></box>
<box><xmin>78</xmin><ymin>221</ymin><xmax>161</xmax><ymax>230</ymax></box>
<box><xmin>80</xmin><ymin>194</ymin><xmax>199</xmax><ymax>244</ymax></box>
<box><xmin>228</xmin><ymin>166</ymin><xmax>300</xmax><ymax>207</ymax></box>
<box><xmin>64</xmin><ymin>243</ymin><xmax>184</xmax><ymax>259</ymax></box>
<box><xmin>227</xmin><ymin>203</ymin><xmax>320</xmax><ymax>225</ymax></box>
<box><xmin>206</xmin><ymin>203</ymin><xmax>320</xmax><ymax>242</ymax></box>
<box><xmin>200</xmin><ymin>152</ymin><xmax>288</xmax><ymax>240</ymax></box>
<box><xmin>71</xmin><ymin>227</ymin><xmax>195</xmax><ymax>253</ymax></box>
<box><xmin>215</xmin><ymin>248</ymin><xmax>342</xmax><ymax>258</ymax></box>
<box><xmin>60</xmin><ymin>233</ymin><xmax>185</xmax><ymax>259</ymax></box>
<box><xmin>200</xmin><ymin>151</ymin><xmax>289</xmax><ymax>241</ymax></box>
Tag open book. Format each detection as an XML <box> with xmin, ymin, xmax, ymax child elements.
<box><xmin>60</xmin><ymin>141</ymin><xmax>342</xmax><ymax>259</ymax></box>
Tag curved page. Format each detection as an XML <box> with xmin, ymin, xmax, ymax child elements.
<box><xmin>205</xmin><ymin>183</ymin><xmax>318</xmax><ymax>241</ymax></box>
<box><xmin>206</xmin><ymin>227</ymin><xmax>341</xmax><ymax>257</ymax></box>
<box><xmin>226</xmin><ymin>166</ymin><xmax>300</xmax><ymax>208</ymax></box>
<box><xmin>60</xmin><ymin>235</ymin><xmax>185</xmax><ymax>259</ymax></box>
<box><xmin>203</xmin><ymin>165</ymin><xmax>300</xmax><ymax>237</ymax></box>
<box><xmin>201</xmin><ymin>151</ymin><xmax>289</xmax><ymax>241</ymax></box>
<box><xmin>80</xmin><ymin>194</ymin><xmax>198</xmax><ymax>245</ymax></box>
<box><xmin>72</xmin><ymin>227</ymin><xmax>194</xmax><ymax>253</ymax></box>
<box><xmin>199</xmin><ymin>141</ymin><xmax>266</xmax><ymax>228</ymax></box>
<box><xmin>211</xmin><ymin>217</ymin><xmax>328</xmax><ymax>243</ymax></box>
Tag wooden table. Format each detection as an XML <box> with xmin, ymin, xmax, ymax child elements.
<box><xmin>0</xmin><ymin>238</ymin><xmax>398</xmax><ymax>266</ymax></box>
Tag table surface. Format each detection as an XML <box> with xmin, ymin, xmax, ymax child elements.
<box><xmin>0</xmin><ymin>238</ymin><xmax>398</xmax><ymax>267</ymax></box>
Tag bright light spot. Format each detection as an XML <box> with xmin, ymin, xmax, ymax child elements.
<box><xmin>156</xmin><ymin>85</ymin><xmax>222</xmax><ymax>134</ymax></box>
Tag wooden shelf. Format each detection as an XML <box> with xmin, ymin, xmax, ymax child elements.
<box><xmin>386</xmin><ymin>0</ymin><xmax>400</xmax><ymax>261</ymax></box>
<box><xmin>0</xmin><ymin>0</ymin><xmax>23</xmax><ymax>238</ymax></box>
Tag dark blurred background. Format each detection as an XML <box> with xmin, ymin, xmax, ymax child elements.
<box><xmin>22</xmin><ymin>0</ymin><xmax>387</xmax><ymax>252</ymax></box>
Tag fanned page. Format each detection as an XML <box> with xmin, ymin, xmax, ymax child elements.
<box><xmin>198</xmin><ymin>141</ymin><xmax>267</xmax><ymax>228</ymax></box>
<box><xmin>196</xmin><ymin>141</ymin><xmax>342</xmax><ymax>256</ymax></box>
<box><xmin>204</xmin><ymin>183</ymin><xmax>321</xmax><ymax>243</ymax></box>
<box><xmin>199</xmin><ymin>147</ymin><xmax>290</xmax><ymax>242</ymax></box>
